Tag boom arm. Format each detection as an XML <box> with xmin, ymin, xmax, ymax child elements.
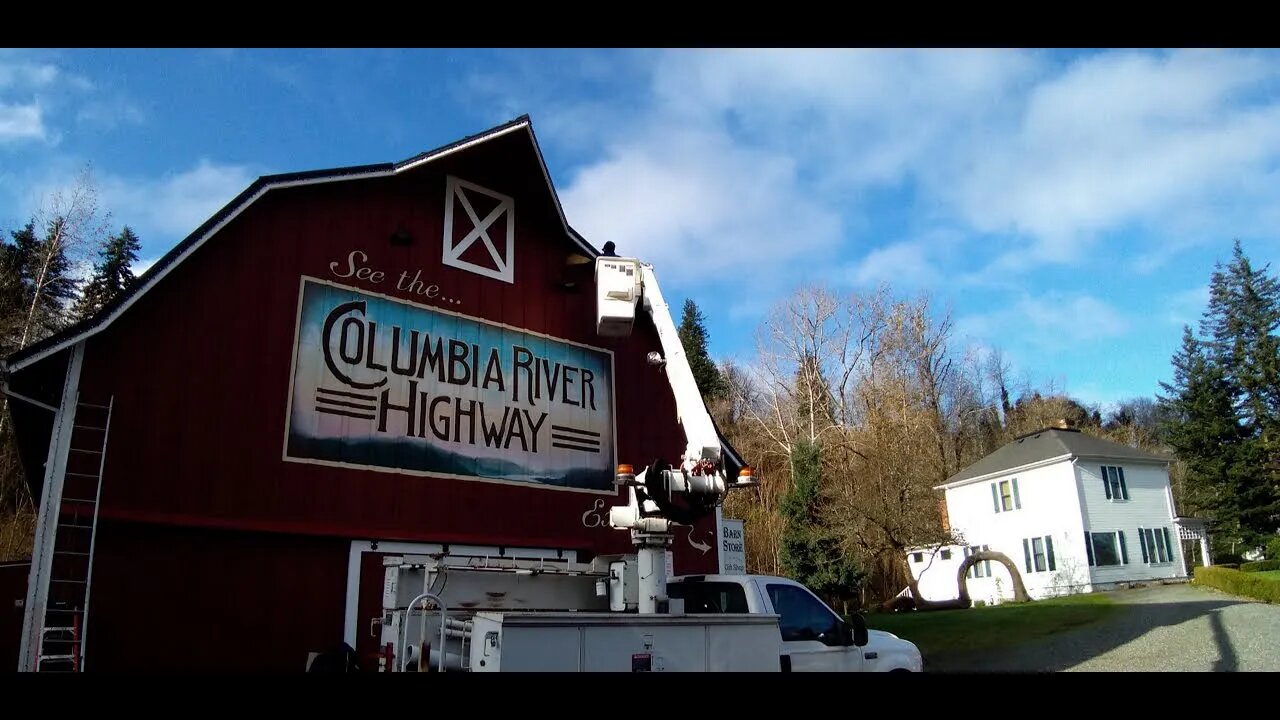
<box><xmin>637</xmin><ymin>262</ymin><xmax>722</xmax><ymax>470</ymax></box>
<box><xmin>593</xmin><ymin>255</ymin><xmax>757</xmax><ymax>613</ymax></box>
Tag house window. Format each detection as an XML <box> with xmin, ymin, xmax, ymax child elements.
<box><xmin>940</xmin><ymin>549</ymin><xmax>952</xmax><ymax>560</ymax></box>
<box><xmin>1139</xmin><ymin>527</ymin><xmax>1175</xmax><ymax>564</ymax></box>
<box><xmin>1022</xmin><ymin>535</ymin><xmax>1057</xmax><ymax>573</ymax></box>
<box><xmin>911</xmin><ymin>552</ymin><xmax>924</xmax><ymax>564</ymax></box>
<box><xmin>990</xmin><ymin>478</ymin><xmax>1022</xmax><ymax>513</ymax></box>
<box><xmin>964</xmin><ymin>545</ymin><xmax>991</xmax><ymax>578</ymax></box>
<box><xmin>1101</xmin><ymin>465</ymin><xmax>1129</xmax><ymax>500</ymax></box>
<box><xmin>1085</xmin><ymin>530</ymin><xmax>1129</xmax><ymax>567</ymax></box>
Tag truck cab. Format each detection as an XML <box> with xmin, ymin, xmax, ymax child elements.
<box><xmin>668</xmin><ymin>574</ymin><xmax>923</xmax><ymax>672</ymax></box>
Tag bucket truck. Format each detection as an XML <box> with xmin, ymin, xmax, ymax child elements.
<box><xmin>367</xmin><ymin>256</ymin><xmax>921</xmax><ymax>673</ymax></box>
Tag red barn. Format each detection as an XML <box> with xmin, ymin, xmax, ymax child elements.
<box><xmin>1</xmin><ymin>116</ymin><xmax>747</xmax><ymax>672</ymax></box>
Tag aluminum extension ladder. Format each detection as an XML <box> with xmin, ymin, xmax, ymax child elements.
<box><xmin>36</xmin><ymin>395</ymin><xmax>113</xmax><ymax>672</ymax></box>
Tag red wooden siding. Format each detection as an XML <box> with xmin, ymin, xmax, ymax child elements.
<box><xmin>71</xmin><ymin>129</ymin><xmax>719</xmax><ymax>572</ymax></box>
<box><xmin>85</xmin><ymin>523</ymin><xmax>348</xmax><ymax>672</ymax></box>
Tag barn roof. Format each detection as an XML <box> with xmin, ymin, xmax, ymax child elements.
<box><xmin>0</xmin><ymin>115</ymin><xmax>749</xmax><ymax>475</ymax></box>
<box><xmin>3</xmin><ymin>115</ymin><xmax>597</xmax><ymax>374</ymax></box>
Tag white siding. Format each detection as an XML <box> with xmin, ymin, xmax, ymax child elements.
<box><xmin>1077</xmin><ymin>460</ymin><xmax>1185</xmax><ymax>584</ymax></box>
<box><xmin>906</xmin><ymin>546</ymin><xmax>966</xmax><ymax>602</ymax></box>
<box><xmin>914</xmin><ymin>459</ymin><xmax>1093</xmax><ymax>605</ymax></box>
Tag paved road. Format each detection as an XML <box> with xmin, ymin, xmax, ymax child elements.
<box><xmin>929</xmin><ymin>583</ymin><xmax>1280</xmax><ymax>672</ymax></box>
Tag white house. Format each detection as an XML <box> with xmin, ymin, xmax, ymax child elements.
<box><xmin>906</xmin><ymin>424</ymin><xmax>1209</xmax><ymax>606</ymax></box>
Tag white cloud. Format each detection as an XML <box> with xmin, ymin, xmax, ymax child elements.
<box><xmin>1165</xmin><ymin>285</ymin><xmax>1211</xmax><ymax>328</ymax></box>
<box><xmin>850</xmin><ymin>240</ymin><xmax>939</xmax><ymax>288</ymax></box>
<box><xmin>102</xmin><ymin>159</ymin><xmax>255</xmax><ymax>242</ymax></box>
<box><xmin>0</xmin><ymin>102</ymin><xmax>46</xmax><ymax>143</ymax></box>
<box><xmin>956</xmin><ymin>293</ymin><xmax>1129</xmax><ymax>351</ymax></box>
<box><xmin>525</xmin><ymin>49</ymin><xmax>1280</xmax><ymax>289</ymax></box>
<box><xmin>0</xmin><ymin>61</ymin><xmax>60</xmax><ymax>89</ymax></box>
<box><xmin>131</xmin><ymin>256</ymin><xmax>161</xmax><ymax>278</ymax></box>
<box><xmin>77</xmin><ymin>98</ymin><xmax>145</xmax><ymax>128</ymax></box>
<box><xmin>951</xmin><ymin>50</ymin><xmax>1280</xmax><ymax>270</ymax></box>
<box><xmin>560</xmin><ymin>125</ymin><xmax>841</xmax><ymax>284</ymax></box>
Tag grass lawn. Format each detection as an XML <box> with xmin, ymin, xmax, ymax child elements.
<box><xmin>863</xmin><ymin>593</ymin><xmax>1120</xmax><ymax>662</ymax></box>
<box><xmin>1254</xmin><ymin>570</ymin><xmax>1280</xmax><ymax>581</ymax></box>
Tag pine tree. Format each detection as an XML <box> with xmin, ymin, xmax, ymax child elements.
<box><xmin>779</xmin><ymin>439</ymin><xmax>863</xmax><ymax>608</ymax></box>
<box><xmin>677</xmin><ymin>298</ymin><xmax>728</xmax><ymax>401</ymax></box>
<box><xmin>1203</xmin><ymin>240</ymin><xmax>1280</xmax><ymax>435</ymax></box>
<box><xmin>73</xmin><ymin>226</ymin><xmax>141</xmax><ymax>322</ymax></box>
<box><xmin>0</xmin><ymin>223</ymin><xmax>39</xmax><ymax>354</ymax></box>
<box><xmin>1161</xmin><ymin>240</ymin><xmax>1280</xmax><ymax>549</ymax></box>
<box><xmin>15</xmin><ymin>216</ymin><xmax>80</xmax><ymax>348</ymax></box>
<box><xmin>1158</xmin><ymin>327</ymin><xmax>1245</xmax><ymax>529</ymax></box>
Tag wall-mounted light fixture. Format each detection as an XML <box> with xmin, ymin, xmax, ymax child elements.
<box><xmin>390</xmin><ymin>227</ymin><xmax>413</xmax><ymax>246</ymax></box>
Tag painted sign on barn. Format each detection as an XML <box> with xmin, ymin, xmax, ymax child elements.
<box><xmin>284</xmin><ymin>277</ymin><xmax>616</xmax><ymax>492</ymax></box>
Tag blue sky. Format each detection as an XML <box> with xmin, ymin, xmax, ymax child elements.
<box><xmin>3</xmin><ymin>48</ymin><xmax>1279</xmax><ymax>413</ymax></box>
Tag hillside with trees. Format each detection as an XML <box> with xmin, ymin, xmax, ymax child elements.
<box><xmin>696</xmin><ymin>254</ymin><xmax>1273</xmax><ymax>608</ymax></box>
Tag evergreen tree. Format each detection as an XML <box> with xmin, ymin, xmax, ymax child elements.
<box><xmin>677</xmin><ymin>298</ymin><xmax>728</xmax><ymax>400</ymax></box>
<box><xmin>1158</xmin><ymin>328</ymin><xmax>1245</xmax><ymax>528</ymax></box>
<box><xmin>3</xmin><ymin>217</ymin><xmax>80</xmax><ymax>350</ymax></box>
<box><xmin>73</xmin><ymin>226</ymin><xmax>141</xmax><ymax>322</ymax></box>
<box><xmin>1202</xmin><ymin>240</ymin><xmax>1280</xmax><ymax>436</ymax></box>
<box><xmin>779</xmin><ymin>439</ymin><xmax>863</xmax><ymax>609</ymax></box>
<box><xmin>0</xmin><ymin>223</ymin><xmax>39</xmax><ymax>354</ymax></box>
<box><xmin>1161</xmin><ymin>240</ymin><xmax>1280</xmax><ymax>548</ymax></box>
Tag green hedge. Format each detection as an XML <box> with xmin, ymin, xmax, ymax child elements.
<box><xmin>1194</xmin><ymin>565</ymin><xmax>1280</xmax><ymax>603</ymax></box>
<box><xmin>1240</xmin><ymin>559</ymin><xmax>1280</xmax><ymax>573</ymax></box>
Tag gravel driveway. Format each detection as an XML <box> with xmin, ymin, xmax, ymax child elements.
<box><xmin>928</xmin><ymin>583</ymin><xmax>1280</xmax><ymax>672</ymax></box>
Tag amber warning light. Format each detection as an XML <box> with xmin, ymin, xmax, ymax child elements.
<box><xmin>615</xmin><ymin>464</ymin><xmax>636</xmax><ymax>486</ymax></box>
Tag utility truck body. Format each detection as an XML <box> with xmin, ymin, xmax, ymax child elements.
<box><xmin>359</xmin><ymin>256</ymin><xmax>922</xmax><ymax>673</ymax></box>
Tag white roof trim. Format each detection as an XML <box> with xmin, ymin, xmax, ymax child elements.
<box><xmin>396</xmin><ymin>121</ymin><xmax>528</xmax><ymax>173</ymax></box>
<box><xmin>3</xmin><ymin>118</ymin><xmax>597</xmax><ymax>374</ymax></box>
<box><xmin>934</xmin><ymin>453</ymin><xmax>1073</xmax><ymax>491</ymax></box>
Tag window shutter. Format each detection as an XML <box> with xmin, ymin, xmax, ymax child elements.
<box><xmin>1118</xmin><ymin>467</ymin><xmax>1129</xmax><ymax>500</ymax></box>
<box><xmin>1162</xmin><ymin>527</ymin><xmax>1174</xmax><ymax>562</ymax></box>
<box><xmin>1118</xmin><ymin>531</ymin><xmax>1128</xmax><ymax>564</ymax></box>
<box><xmin>1046</xmin><ymin>536</ymin><xmax>1056</xmax><ymax>571</ymax></box>
<box><xmin>991</xmin><ymin>483</ymin><xmax>1000</xmax><ymax>513</ymax></box>
<box><xmin>1022</xmin><ymin>539</ymin><xmax>1032</xmax><ymax>573</ymax></box>
<box><xmin>1012</xmin><ymin>478</ymin><xmax>1022</xmax><ymax>509</ymax></box>
<box><xmin>1102</xmin><ymin>468</ymin><xmax>1112</xmax><ymax>499</ymax></box>
<box><xmin>1138</xmin><ymin>527</ymin><xmax>1149</xmax><ymax>563</ymax></box>
<box><xmin>1085</xmin><ymin>533</ymin><xmax>1095</xmax><ymax>566</ymax></box>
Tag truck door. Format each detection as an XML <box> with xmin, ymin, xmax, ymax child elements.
<box><xmin>762</xmin><ymin>582</ymin><xmax>865</xmax><ymax>672</ymax></box>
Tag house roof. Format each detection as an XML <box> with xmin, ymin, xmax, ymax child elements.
<box><xmin>938</xmin><ymin>427</ymin><xmax>1171</xmax><ymax>488</ymax></box>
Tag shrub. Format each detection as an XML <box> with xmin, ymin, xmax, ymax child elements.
<box><xmin>1267</xmin><ymin>536</ymin><xmax>1280</xmax><ymax>561</ymax></box>
<box><xmin>1240</xmin><ymin>559</ymin><xmax>1280</xmax><ymax>573</ymax></box>
<box><xmin>1193</xmin><ymin>566</ymin><xmax>1280</xmax><ymax>603</ymax></box>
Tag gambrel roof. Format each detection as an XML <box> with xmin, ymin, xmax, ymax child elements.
<box><xmin>0</xmin><ymin>114</ymin><xmax>750</xmax><ymax>475</ymax></box>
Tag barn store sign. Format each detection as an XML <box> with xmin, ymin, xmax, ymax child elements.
<box><xmin>284</xmin><ymin>276</ymin><xmax>616</xmax><ymax>493</ymax></box>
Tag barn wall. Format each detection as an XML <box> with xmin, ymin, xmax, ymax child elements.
<box><xmin>85</xmin><ymin>523</ymin><xmax>349</xmax><ymax>672</ymax></box>
<box><xmin>69</xmin><ymin>129</ymin><xmax>718</xmax><ymax>571</ymax></box>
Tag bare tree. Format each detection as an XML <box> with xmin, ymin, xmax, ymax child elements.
<box><xmin>16</xmin><ymin>166</ymin><xmax>109</xmax><ymax>351</ymax></box>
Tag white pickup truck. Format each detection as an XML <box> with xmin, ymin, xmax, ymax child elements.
<box><xmin>667</xmin><ymin>573</ymin><xmax>923</xmax><ymax>672</ymax></box>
